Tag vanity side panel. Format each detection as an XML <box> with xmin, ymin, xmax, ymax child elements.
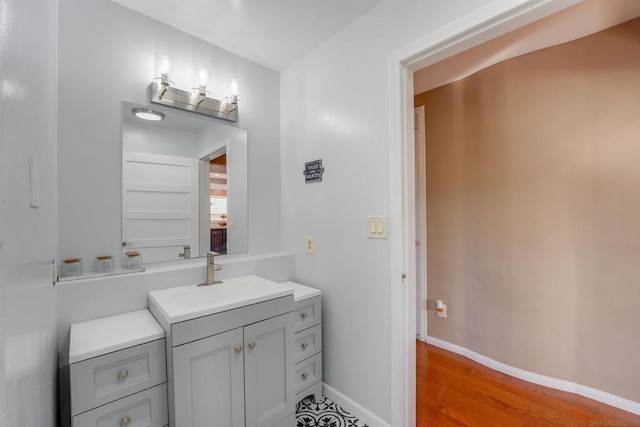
<box><xmin>149</xmin><ymin>300</ymin><xmax>174</xmax><ymax>427</ymax></box>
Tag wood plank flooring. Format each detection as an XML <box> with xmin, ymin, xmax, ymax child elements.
<box><xmin>417</xmin><ymin>341</ymin><xmax>640</xmax><ymax>426</ymax></box>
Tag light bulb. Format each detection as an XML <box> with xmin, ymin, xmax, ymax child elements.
<box><xmin>197</xmin><ymin>67</ymin><xmax>210</xmax><ymax>88</ymax></box>
<box><xmin>158</xmin><ymin>55</ymin><xmax>171</xmax><ymax>77</ymax></box>
<box><xmin>230</xmin><ymin>77</ymin><xmax>240</xmax><ymax>99</ymax></box>
<box><xmin>155</xmin><ymin>51</ymin><xmax>172</xmax><ymax>87</ymax></box>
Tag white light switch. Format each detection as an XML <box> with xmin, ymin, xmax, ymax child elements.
<box><xmin>367</xmin><ymin>216</ymin><xmax>387</xmax><ymax>239</ymax></box>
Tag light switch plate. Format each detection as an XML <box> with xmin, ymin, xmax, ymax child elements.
<box><xmin>367</xmin><ymin>216</ymin><xmax>387</xmax><ymax>239</ymax></box>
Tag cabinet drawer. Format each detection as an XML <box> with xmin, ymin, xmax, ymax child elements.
<box><xmin>294</xmin><ymin>324</ymin><xmax>322</xmax><ymax>364</ymax></box>
<box><xmin>294</xmin><ymin>352</ymin><xmax>322</xmax><ymax>394</ymax></box>
<box><xmin>293</xmin><ymin>296</ymin><xmax>321</xmax><ymax>333</ymax></box>
<box><xmin>73</xmin><ymin>383</ymin><xmax>168</xmax><ymax>427</ymax></box>
<box><xmin>70</xmin><ymin>339</ymin><xmax>166</xmax><ymax>416</ymax></box>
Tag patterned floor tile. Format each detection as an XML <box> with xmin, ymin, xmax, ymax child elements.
<box><xmin>296</xmin><ymin>396</ymin><xmax>368</xmax><ymax>427</ymax></box>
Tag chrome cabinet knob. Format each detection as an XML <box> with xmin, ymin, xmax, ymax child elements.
<box><xmin>120</xmin><ymin>416</ymin><xmax>131</xmax><ymax>427</ymax></box>
<box><xmin>300</xmin><ymin>312</ymin><xmax>308</xmax><ymax>319</ymax></box>
<box><xmin>301</xmin><ymin>342</ymin><xmax>308</xmax><ymax>350</ymax></box>
<box><xmin>234</xmin><ymin>345</ymin><xmax>243</xmax><ymax>353</ymax></box>
<box><xmin>118</xmin><ymin>370</ymin><xmax>129</xmax><ymax>381</ymax></box>
<box><xmin>302</xmin><ymin>372</ymin><xmax>309</xmax><ymax>380</ymax></box>
<box><xmin>248</xmin><ymin>341</ymin><xmax>256</xmax><ymax>349</ymax></box>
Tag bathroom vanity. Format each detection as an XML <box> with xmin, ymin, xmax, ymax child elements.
<box><xmin>148</xmin><ymin>275</ymin><xmax>297</xmax><ymax>427</ymax></box>
<box><xmin>65</xmin><ymin>274</ymin><xmax>322</xmax><ymax>427</ymax></box>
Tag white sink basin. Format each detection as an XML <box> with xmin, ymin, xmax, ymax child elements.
<box><xmin>149</xmin><ymin>275</ymin><xmax>293</xmax><ymax>323</ymax></box>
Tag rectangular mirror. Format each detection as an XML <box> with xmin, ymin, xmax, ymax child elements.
<box><xmin>122</xmin><ymin>101</ymin><xmax>248</xmax><ymax>263</ymax></box>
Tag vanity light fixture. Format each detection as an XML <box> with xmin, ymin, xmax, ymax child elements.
<box><xmin>131</xmin><ymin>108</ymin><xmax>165</xmax><ymax>121</ymax></box>
<box><xmin>149</xmin><ymin>53</ymin><xmax>239</xmax><ymax>122</ymax></box>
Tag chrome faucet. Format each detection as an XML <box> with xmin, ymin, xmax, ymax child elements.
<box><xmin>198</xmin><ymin>252</ymin><xmax>222</xmax><ymax>286</ymax></box>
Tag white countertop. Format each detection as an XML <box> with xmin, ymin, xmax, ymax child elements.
<box><xmin>69</xmin><ymin>309</ymin><xmax>164</xmax><ymax>364</ymax></box>
<box><xmin>280</xmin><ymin>281</ymin><xmax>321</xmax><ymax>302</ymax></box>
<box><xmin>148</xmin><ymin>275</ymin><xmax>294</xmax><ymax>324</ymax></box>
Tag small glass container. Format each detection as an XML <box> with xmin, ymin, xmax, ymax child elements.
<box><xmin>61</xmin><ymin>258</ymin><xmax>83</xmax><ymax>277</ymax></box>
<box><xmin>95</xmin><ymin>255</ymin><xmax>114</xmax><ymax>273</ymax></box>
<box><xmin>123</xmin><ymin>251</ymin><xmax>143</xmax><ymax>269</ymax></box>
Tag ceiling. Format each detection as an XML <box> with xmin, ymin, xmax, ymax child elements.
<box><xmin>109</xmin><ymin>0</ymin><xmax>383</xmax><ymax>72</ymax></box>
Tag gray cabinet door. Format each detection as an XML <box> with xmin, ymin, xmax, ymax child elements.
<box><xmin>244</xmin><ymin>313</ymin><xmax>294</xmax><ymax>427</ymax></box>
<box><xmin>173</xmin><ymin>328</ymin><xmax>245</xmax><ymax>427</ymax></box>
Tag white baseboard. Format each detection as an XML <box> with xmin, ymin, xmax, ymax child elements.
<box><xmin>322</xmin><ymin>383</ymin><xmax>391</xmax><ymax>427</ymax></box>
<box><xmin>426</xmin><ymin>336</ymin><xmax>640</xmax><ymax>416</ymax></box>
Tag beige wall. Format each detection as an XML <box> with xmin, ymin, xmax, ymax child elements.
<box><xmin>415</xmin><ymin>18</ymin><xmax>640</xmax><ymax>402</ymax></box>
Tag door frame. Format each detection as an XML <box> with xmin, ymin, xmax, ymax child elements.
<box><xmin>414</xmin><ymin>105</ymin><xmax>427</xmax><ymax>343</ymax></box>
<box><xmin>387</xmin><ymin>1</ymin><xmax>583</xmax><ymax>425</ymax></box>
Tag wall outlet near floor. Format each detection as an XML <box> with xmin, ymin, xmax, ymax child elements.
<box><xmin>305</xmin><ymin>236</ymin><xmax>315</xmax><ymax>254</ymax></box>
<box><xmin>436</xmin><ymin>300</ymin><xmax>447</xmax><ymax>318</ymax></box>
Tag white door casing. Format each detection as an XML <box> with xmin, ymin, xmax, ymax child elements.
<box><xmin>414</xmin><ymin>106</ymin><xmax>427</xmax><ymax>343</ymax></box>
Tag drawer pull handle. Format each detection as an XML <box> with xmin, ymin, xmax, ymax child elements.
<box><xmin>301</xmin><ymin>342</ymin><xmax>308</xmax><ymax>350</ymax></box>
<box><xmin>248</xmin><ymin>341</ymin><xmax>256</xmax><ymax>349</ymax></box>
<box><xmin>234</xmin><ymin>345</ymin><xmax>243</xmax><ymax>353</ymax></box>
<box><xmin>120</xmin><ymin>416</ymin><xmax>131</xmax><ymax>427</ymax></box>
<box><xmin>302</xmin><ymin>372</ymin><xmax>309</xmax><ymax>380</ymax></box>
<box><xmin>117</xmin><ymin>370</ymin><xmax>129</xmax><ymax>381</ymax></box>
<box><xmin>300</xmin><ymin>312</ymin><xmax>308</xmax><ymax>319</ymax></box>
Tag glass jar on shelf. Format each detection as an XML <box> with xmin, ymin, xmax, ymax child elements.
<box><xmin>122</xmin><ymin>251</ymin><xmax>143</xmax><ymax>269</ymax></box>
<box><xmin>95</xmin><ymin>255</ymin><xmax>114</xmax><ymax>273</ymax></box>
<box><xmin>61</xmin><ymin>258</ymin><xmax>83</xmax><ymax>277</ymax></box>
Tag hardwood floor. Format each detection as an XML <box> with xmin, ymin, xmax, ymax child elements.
<box><xmin>417</xmin><ymin>341</ymin><xmax>640</xmax><ymax>426</ymax></box>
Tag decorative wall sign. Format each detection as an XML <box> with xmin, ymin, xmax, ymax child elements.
<box><xmin>303</xmin><ymin>159</ymin><xmax>324</xmax><ymax>184</ymax></box>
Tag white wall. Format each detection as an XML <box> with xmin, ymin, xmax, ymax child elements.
<box><xmin>0</xmin><ymin>0</ymin><xmax>59</xmax><ymax>425</ymax></box>
<box><xmin>123</xmin><ymin>122</ymin><xmax>198</xmax><ymax>158</ymax></box>
<box><xmin>280</xmin><ymin>0</ymin><xmax>494</xmax><ymax>422</ymax></box>
<box><xmin>58</xmin><ymin>0</ymin><xmax>281</xmax><ymax>264</ymax></box>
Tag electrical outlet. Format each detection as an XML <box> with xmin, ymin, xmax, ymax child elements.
<box><xmin>436</xmin><ymin>300</ymin><xmax>447</xmax><ymax>318</ymax></box>
<box><xmin>305</xmin><ymin>236</ymin><xmax>315</xmax><ymax>254</ymax></box>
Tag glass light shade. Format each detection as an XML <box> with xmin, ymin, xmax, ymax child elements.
<box><xmin>132</xmin><ymin>108</ymin><xmax>165</xmax><ymax>121</ymax></box>
<box><xmin>196</xmin><ymin>66</ymin><xmax>210</xmax><ymax>88</ymax></box>
<box><xmin>229</xmin><ymin>77</ymin><xmax>240</xmax><ymax>99</ymax></box>
<box><xmin>155</xmin><ymin>51</ymin><xmax>172</xmax><ymax>79</ymax></box>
